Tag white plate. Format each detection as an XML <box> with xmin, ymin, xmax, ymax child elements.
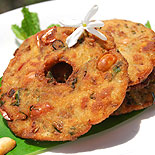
<box><xmin>0</xmin><ymin>0</ymin><xmax>155</xmax><ymax>155</ymax></box>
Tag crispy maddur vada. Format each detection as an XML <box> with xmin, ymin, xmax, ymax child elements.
<box><xmin>113</xmin><ymin>68</ymin><xmax>155</xmax><ymax>115</ymax></box>
<box><xmin>0</xmin><ymin>27</ymin><xmax>128</xmax><ymax>141</ymax></box>
<box><xmin>101</xmin><ymin>19</ymin><xmax>155</xmax><ymax>86</ymax></box>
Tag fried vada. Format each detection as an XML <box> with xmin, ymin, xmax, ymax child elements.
<box><xmin>0</xmin><ymin>27</ymin><xmax>129</xmax><ymax>141</ymax></box>
<box><xmin>101</xmin><ymin>19</ymin><xmax>155</xmax><ymax>86</ymax></box>
<box><xmin>113</xmin><ymin>68</ymin><xmax>155</xmax><ymax>115</ymax></box>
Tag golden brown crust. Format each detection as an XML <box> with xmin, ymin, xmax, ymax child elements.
<box><xmin>101</xmin><ymin>19</ymin><xmax>155</xmax><ymax>86</ymax></box>
<box><xmin>113</xmin><ymin>68</ymin><xmax>155</xmax><ymax>115</ymax></box>
<box><xmin>0</xmin><ymin>27</ymin><xmax>128</xmax><ymax>141</ymax></box>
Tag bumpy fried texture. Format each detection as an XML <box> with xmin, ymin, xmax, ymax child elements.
<box><xmin>113</xmin><ymin>68</ymin><xmax>155</xmax><ymax>115</ymax></box>
<box><xmin>0</xmin><ymin>27</ymin><xmax>128</xmax><ymax>141</ymax></box>
<box><xmin>101</xmin><ymin>19</ymin><xmax>155</xmax><ymax>86</ymax></box>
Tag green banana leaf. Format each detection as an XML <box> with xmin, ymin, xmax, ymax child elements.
<box><xmin>0</xmin><ymin>109</ymin><xmax>144</xmax><ymax>155</ymax></box>
<box><xmin>0</xmin><ymin>76</ymin><xmax>144</xmax><ymax>154</ymax></box>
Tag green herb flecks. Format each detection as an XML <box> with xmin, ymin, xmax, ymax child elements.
<box><xmin>113</xmin><ymin>65</ymin><xmax>121</xmax><ymax>73</ymax></box>
<box><xmin>52</xmin><ymin>40</ymin><xmax>64</xmax><ymax>50</ymax></box>
<box><xmin>11</xmin><ymin>90</ymin><xmax>20</xmax><ymax>106</ymax></box>
<box><xmin>111</xmin><ymin>61</ymin><xmax>122</xmax><ymax>79</ymax></box>
<box><xmin>68</xmin><ymin>126</ymin><xmax>76</xmax><ymax>136</ymax></box>
<box><xmin>8</xmin><ymin>88</ymin><xmax>15</xmax><ymax>98</ymax></box>
<box><xmin>37</xmin><ymin>96</ymin><xmax>40</xmax><ymax>102</ymax></box>
<box><xmin>11</xmin><ymin>7</ymin><xmax>41</xmax><ymax>40</ymax></box>
<box><xmin>0</xmin><ymin>78</ymin><xmax>4</xmax><ymax>106</ymax></box>
<box><xmin>46</xmin><ymin>71</ymin><xmax>53</xmax><ymax>78</ymax></box>
<box><xmin>0</xmin><ymin>100</ymin><xmax>4</xmax><ymax>107</ymax></box>
<box><xmin>131</xmin><ymin>30</ymin><xmax>136</xmax><ymax>34</ymax></box>
<box><xmin>0</xmin><ymin>93</ymin><xmax>5</xmax><ymax>107</ymax></box>
<box><xmin>46</xmin><ymin>71</ymin><xmax>54</xmax><ymax>83</ymax></box>
<box><xmin>145</xmin><ymin>20</ymin><xmax>152</xmax><ymax>29</ymax></box>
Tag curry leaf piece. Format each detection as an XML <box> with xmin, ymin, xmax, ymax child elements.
<box><xmin>145</xmin><ymin>20</ymin><xmax>152</xmax><ymax>29</ymax></box>
<box><xmin>11</xmin><ymin>7</ymin><xmax>41</xmax><ymax>40</ymax></box>
<box><xmin>11</xmin><ymin>25</ymin><xmax>27</xmax><ymax>40</ymax></box>
<box><xmin>21</xmin><ymin>7</ymin><xmax>41</xmax><ymax>37</ymax></box>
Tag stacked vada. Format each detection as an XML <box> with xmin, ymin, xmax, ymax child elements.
<box><xmin>0</xmin><ymin>26</ymin><xmax>129</xmax><ymax>141</ymax></box>
<box><xmin>0</xmin><ymin>19</ymin><xmax>154</xmax><ymax>141</ymax></box>
<box><xmin>100</xmin><ymin>19</ymin><xmax>155</xmax><ymax>115</ymax></box>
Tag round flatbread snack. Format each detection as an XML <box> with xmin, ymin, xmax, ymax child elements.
<box><xmin>101</xmin><ymin>19</ymin><xmax>155</xmax><ymax>86</ymax></box>
<box><xmin>113</xmin><ymin>68</ymin><xmax>155</xmax><ymax>115</ymax></box>
<box><xmin>0</xmin><ymin>26</ymin><xmax>128</xmax><ymax>141</ymax></box>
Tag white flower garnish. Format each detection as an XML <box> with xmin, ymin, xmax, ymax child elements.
<box><xmin>60</xmin><ymin>5</ymin><xmax>107</xmax><ymax>48</ymax></box>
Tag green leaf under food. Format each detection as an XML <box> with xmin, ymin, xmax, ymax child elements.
<box><xmin>4</xmin><ymin>19</ymin><xmax>151</xmax><ymax>154</ymax></box>
<box><xmin>145</xmin><ymin>20</ymin><xmax>152</xmax><ymax>29</ymax></box>
<box><xmin>0</xmin><ymin>77</ymin><xmax>144</xmax><ymax>154</ymax></box>
<box><xmin>0</xmin><ymin>75</ymin><xmax>146</xmax><ymax>155</ymax></box>
<box><xmin>47</xmin><ymin>24</ymin><xmax>61</xmax><ymax>29</ymax></box>
<box><xmin>0</xmin><ymin>77</ymin><xmax>2</xmax><ymax>87</ymax></box>
<box><xmin>11</xmin><ymin>25</ymin><xmax>28</xmax><ymax>40</ymax></box>
<box><xmin>11</xmin><ymin>7</ymin><xmax>41</xmax><ymax>40</ymax></box>
<box><xmin>0</xmin><ymin>108</ymin><xmax>144</xmax><ymax>155</ymax></box>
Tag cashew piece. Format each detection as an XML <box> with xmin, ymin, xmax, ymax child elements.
<box><xmin>0</xmin><ymin>137</ymin><xmax>16</xmax><ymax>155</ymax></box>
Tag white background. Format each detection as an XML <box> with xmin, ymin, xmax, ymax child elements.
<box><xmin>0</xmin><ymin>0</ymin><xmax>155</xmax><ymax>154</ymax></box>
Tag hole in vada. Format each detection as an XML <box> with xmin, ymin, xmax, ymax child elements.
<box><xmin>48</xmin><ymin>62</ymin><xmax>73</xmax><ymax>83</ymax></box>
